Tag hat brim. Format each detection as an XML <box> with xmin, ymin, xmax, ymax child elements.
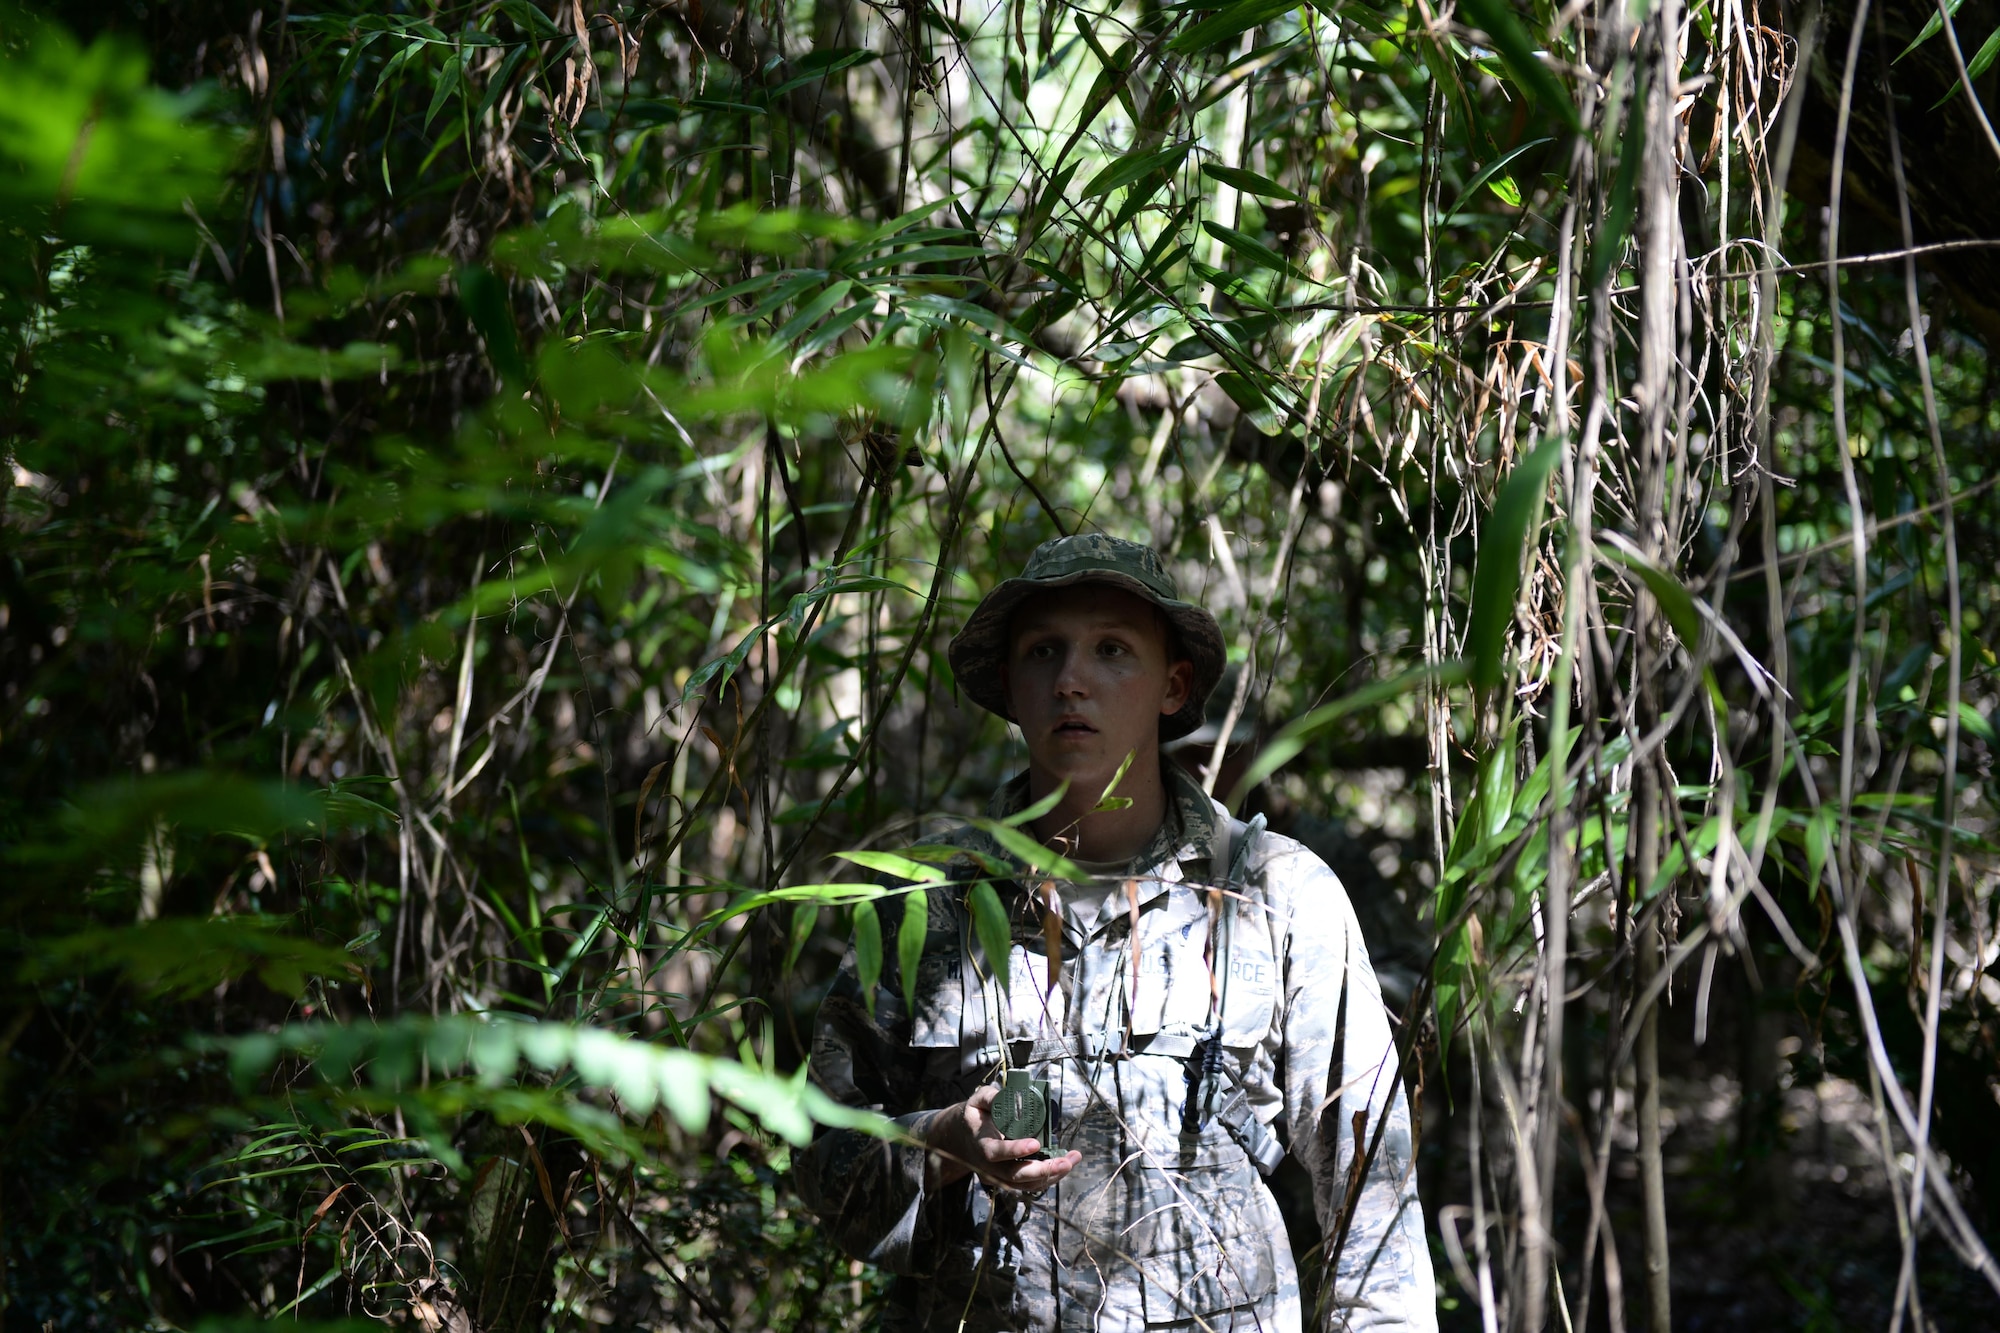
<box><xmin>946</xmin><ymin>570</ymin><xmax>1226</xmax><ymax>742</ymax></box>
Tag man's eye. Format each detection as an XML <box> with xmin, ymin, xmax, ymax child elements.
<box><xmin>1098</xmin><ymin>641</ymin><xmax>1127</xmax><ymax>657</ymax></box>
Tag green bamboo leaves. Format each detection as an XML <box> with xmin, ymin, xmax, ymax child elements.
<box><xmin>898</xmin><ymin>888</ymin><xmax>929</xmax><ymax>1016</ymax></box>
<box><xmin>968</xmin><ymin>882</ymin><xmax>1014</xmax><ymax>993</ymax></box>
<box><xmin>220</xmin><ymin>1016</ymin><xmax>894</xmax><ymax>1165</ymax></box>
<box><xmin>1894</xmin><ymin>0</ymin><xmax>2000</xmax><ymax>109</ymax></box>
<box><xmin>1598</xmin><ymin>532</ymin><xmax>1705</xmax><ymax>652</ymax></box>
<box><xmin>823</xmin><ymin>852</ymin><xmax>941</xmax><ymax>1014</ymax></box>
<box><xmin>1199</xmin><ymin>162</ymin><xmax>1307</xmax><ymax>206</ymax></box>
<box><xmin>1454</xmin><ymin>0</ymin><xmax>1581</xmax><ymax>132</ymax></box>
<box><xmin>1168</xmin><ymin>0</ymin><xmax>1304</xmax><ymax>54</ymax></box>
<box><xmin>1443</xmin><ymin>137</ymin><xmax>1554</xmax><ymax>218</ymax></box>
<box><xmin>1081</xmin><ymin>141</ymin><xmax>1196</xmax><ymax>199</ymax></box>
<box><xmin>853</xmin><ymin>900</ymin><xmax>883</xmax><ymax>1016</ymax></box>
<box><xmin>1467</xmin><ymin>435</ymin><xmax>1564</xmax><ymax>695</ymax></box>
<box><xmin>1432</xmin><ymin>722</ymin><xmax>1519</xmax><ymax>1046</ymax></box>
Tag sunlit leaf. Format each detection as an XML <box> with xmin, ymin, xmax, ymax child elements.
<box><xmin>853</xmin><ymin>900</ymin><xmax>882</xmax><ymax>1018</ymax></box>
<box><xmin>967</xmin><ymin>882</ymin><xmax>1012</xmax><ymax>993</ymax></box>
<box><xmin>1931</xmin><ymin>26</ymin><xmax>2000</xmax><ymax>107</ymax></box>
<box><xmin>968</xmin><ymin>818</ymin><xmax>1087</xmax><ymax>882</ymax></box>
<box><xmin>835</xmin><ymin>849</ymin><xmax>952</xmax><ymax>883</ymax></box>
<box><xmin>1442</xmin><ymin>137</ymin><xmax>1552</xmax><ymax>218</ymax></box>
<box><xmin>1897</xmin><ymin>0</ymin><xmax>1965</xmax><ymax>60</ymax></box>
<box><xmin>1081</xmin><ymin>141</ymin><xmax>1195</xmax><ymax>198</ymax></box>
<box><xmin>1466</xmin><ymin>434</ymin><xmax>1563</xmax><ymax>693</ymax></box>
<box><xmin>898</xmin><ymin>888</ymin><xmax>928</xmax><ymax>1015</ymax></box>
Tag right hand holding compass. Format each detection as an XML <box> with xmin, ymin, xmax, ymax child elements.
<box><xmin>922</xmin><ymin>1083</ymin><xmax>1082</xmax><ymax>1192</ymax></box>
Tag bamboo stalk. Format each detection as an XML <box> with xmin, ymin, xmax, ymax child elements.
<box><xmin>1634</xmin><ymin>758</ymin><xmax>1670</xmax><ymax>1333</ymax></box>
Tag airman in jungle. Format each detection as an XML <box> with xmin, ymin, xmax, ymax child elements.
<box><xmin>797</xmin><ymin>534</ymin><xmax>1436</xmax><ymax>1333</ymax></box>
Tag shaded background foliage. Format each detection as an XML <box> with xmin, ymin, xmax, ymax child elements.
<box><xmin>2</xmin><ymin>0</ymin><xmax>1998</xmax><ymax>1330</ymax></box>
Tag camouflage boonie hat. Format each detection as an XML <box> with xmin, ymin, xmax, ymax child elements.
<box><xmin>947</xmin><ymin>534</ymin><xmax>1226</xmax><ymax>741</ymax></box>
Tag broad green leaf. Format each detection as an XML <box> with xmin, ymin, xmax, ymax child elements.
<box><xmin>1202</xmin><ymin>220</ymin><xmax>1296</xmax><ymax>275</ymax></box>
<box><xmin>845</xmin><ymin>244</ymin><xmax>990</xmax><ymax>273</ymax></box>
<box><xmin>769</xmin><ymin>48</ymin><xmax>878</xmax><ymax>97</ymax></box>
<box><xmin>970</xmin><ymin>818</ymin><xmax>1089</xmax><ymax>881</ymax></box>
<box><xmin>1081</xmin><ymin>141</ymin><xmax>1195</xmax><ymax>199</ymax></box>
<box><xmin>791</xmin><ymin>301</ymin><xmax>872</xmax><ymax>363</ymax></box>
<box><xmin>10</xmin><ymin>772</ymin><xmax>325</xmax><ymax>868</ymax></box>
<box><xmin>674</xmin><ymin>882</ymin><xmax>885</xmax><ymax>952</ymax></box>
<box><xmin>773</xmin><ymin>279</ymin><xmax>854</xmax><ymax>344</ymax></box>
<box><xmin>1932</xmin><ymin>25</ymin><xmax>2000</xmax><ymax>106</ymax></box>
<box><xmin>853</xmin><ymin>900</ymin><xmax>883</xmax><ymax>1018</ymax></box>
<box><xmin>1168</xmin><ymin>0</ymin><xmax>1302</xmax><ymax>54</ymax></box>
<box><xmin>1804</xmin><ymin>805</ymin><xmax>1835</xmax><ymax>897</ymax></box>
<box><xmin>1477</xmin><ymin>721</ymin><xmax>1518</xmax><ymax>845</ymax></box>
<box><xmin>1019</xmin><ymin>161</ymin><xmax>1079</xmax><ymax>244</ymax></box>
<box><xmin>1442</xmin><ymin>137</ymin><xmax>1552</xmax><ymax>219</ymax></box>
<box><xmin>1200</xmin><ymin>162</ymin><xmax>1306</xmax><ymax>205</ymax></box>
<box><xmin>968</xmin><ymin>882</ymin><xmax>1012</xmax><ymax>992</ymax></box>
<box><xmin>1005</xmin><ymin>780</ymin><xmax>1068</xmax><ymax>828</ymax></box>
<box><xmin>785</xmin><ymin>903</ymin><xmax>818</xmax><ymax>971</ymax></box>
<box><xmin>1074</xmin><ymin>16</ymin><xmax>1138</xmax><ymax>119</ymax></box>
<box><xmin>32</xmin><ymin>918</ymin><xmax>358</xmax><ymax>999</ymax></box>
<box><xmin>1095</xmin><ymin>747</ymin><xmax>1137</xmax><ymax>812</ymax></box>
<box><xmin>1954</xmin><ymin>701</ymin><xmax>1998</xmax><ymax>746</ymax></box>
<box><xmin>898</xmin><ymin>888</ymin><xmax>929</xmax><ymax>1015</ymax></box>
<box><xmin>1188</xmin><ymin>258</ymin><xmax>1277</xmax><ymax>312</ymax></box>
<box><xmin>1898</xmin><ymin>0</ymin><xmax>1966</xmax><ymax>60</ymax></box>
<box><xmin>333</xmin><ymin>30</ymin><xmax>384</xmax><ymax>102</ymax></box>
<box><xmin>1466</xmin><ymin>434</ymin><xmax>1563</xmax><ymax>693</ymax></box>
<box><xmin>499</xmin><ymin>0</ymin><xmax>564</xmax><ymax>37</ymax></box>
<box><xmin>1107</xmin><ymin>163</ymin><xmax>1182</xmax><ymax>233</ymax></box>
<box><xmin>834</xmin><ymin>849</ymin><xmax>951</xmax><ymax>883</ymax></box>
<box><xmin>423</xmin><ymin>51</ymin><xmax>462</xmax><ymax>131</ymax></box>
<box><xmin>1103</xmin><ymin>201</ymin><xmax>1199</xmax><ymax>327</ymax></box>
<box><xmin>1598</xmin><ymin>533</ymin><xmax>1705</xmax><ymax>651</ymax></box>
<box><xmin>221</xmin><ymin>1017</ymin><xmax>896</xmax><ymax>1155</ymax></box>
<box><xmin>1454</xmin><ymin>0</ymin><xmax>1581</xmax><ymax>131</ymax></box>
<box><xmin>1650</xmin><ymin>812</ymin><xmax>1722</xmax><ymax>899</ymax></box>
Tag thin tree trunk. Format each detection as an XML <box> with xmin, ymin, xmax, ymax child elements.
<box><xmin>1634</xmin><ymin>761</ymin><xmax>1670</xmax><ymax>1333</ymax></box>
<box><xmin>1631</xmin><ymin>3</ymin><xmax>1680</xmax><ymax>1322</ymax></box>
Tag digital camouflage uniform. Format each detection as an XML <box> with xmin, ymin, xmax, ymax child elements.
<box><xmin>795</xmin><ymin>764</ymin><xmax>1436</xmax><ymax>1333</ymax></box>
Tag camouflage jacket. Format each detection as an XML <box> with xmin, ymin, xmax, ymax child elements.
<box><xmin>795</xmin><ymin>765</ymin><xmax>1436</xmax><ymax>1333</ymax></box>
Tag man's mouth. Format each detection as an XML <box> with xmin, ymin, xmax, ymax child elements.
<box><xmin>1054</xmin><ymin>716</ymin><xmax>1098</xmax><ymax>736</ymax></box>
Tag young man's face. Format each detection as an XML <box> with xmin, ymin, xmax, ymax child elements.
<box><xmin>1001</xmin><ymin>584</ymin><xmax>1193</xmax><ymax>793</ymax></box>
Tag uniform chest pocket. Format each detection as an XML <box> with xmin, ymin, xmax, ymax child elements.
<box><xmin>910</xmin><ymin>953</ymin><xmax>987</xmax><ymax>1048</ymax></box>
<box><xmin>1217</xmin><ymin>928</ymin><xmax>1278</xmax><ymax>1047</ymax></box>
<box><xmin>1117</xmin><ymin>908</ymin><xmax>1213</xmax><ymax>1039</ymax></box>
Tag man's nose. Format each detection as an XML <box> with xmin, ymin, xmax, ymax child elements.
<box><xmin>1051</xmin><ymin>643</ymin><xmax>1089</xmax><ymax>696</ymax></box>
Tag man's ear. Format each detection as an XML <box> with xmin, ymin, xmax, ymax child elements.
<box><xmin>997</xmin><ymin>662</ymin><xmax>1016</xmax><ymax>721</ymax></box>
<box><xmin>1160</xmin><ymin>658</ymin><xmax>1194</xmax><ymax>717</ymax></box>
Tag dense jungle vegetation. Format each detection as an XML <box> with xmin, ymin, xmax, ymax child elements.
<box><xmin>3</xmin><ymin>0</ymin><xmax>1998</xmax><ymax>1328</ymax></box>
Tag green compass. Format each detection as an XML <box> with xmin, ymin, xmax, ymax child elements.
<box><xmin>989</xmin><ymin>1069</ymin><xmax>1051</xmax><ymax>1155</ymax></box>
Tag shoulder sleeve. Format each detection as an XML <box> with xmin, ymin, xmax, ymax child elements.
<box><xmin>792</xmin><ymin>883</ymin><xmax>957</xmax><ymax>1275</ymax></box>
<box><xmin>1263</xmin><ymin>837</ymin><xmax>1438</xmax><ymax>1333</ymax></box>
